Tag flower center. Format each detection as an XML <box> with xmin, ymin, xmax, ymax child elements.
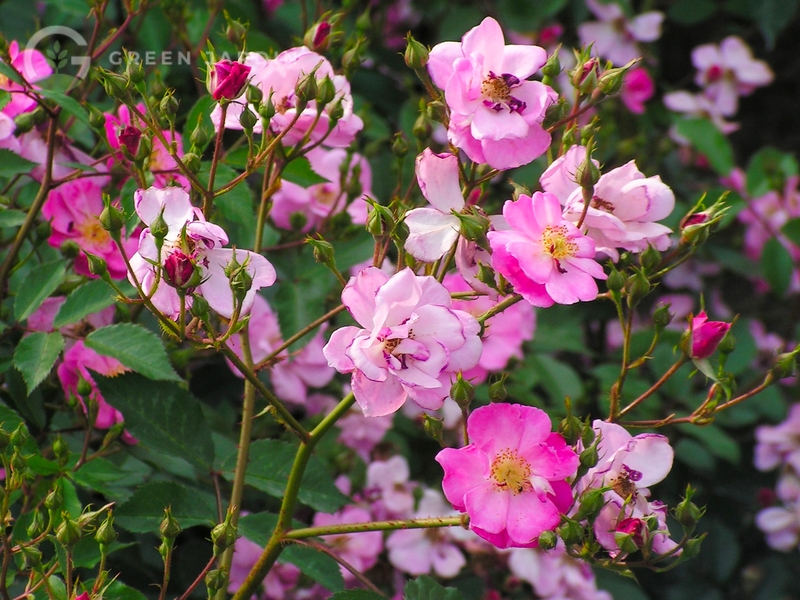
<box><xmin>481</xmin><ymin>72</ymin><xmax>526</xmax><ymax>114</ymax></box>
<box><xmin>610</xmin><ymin>465</ymin><xmax>642</xmax><ymax>500</ymax></box>
<box><xmin>541</xmin><ymin>225</ymin><xmax>577</xmax><ymax>274</ymax></box>
<box><xmin>591</xmin><ymin>196</ymin><xmax>615</xmax><ymax>213</ymax></box>
<box><xmin>491</xmin><ymin>449</ymin><xmax>532</xmax><ymax>495</ymax></box>
<box><xmin>77</xmin><ymin>219</ymin><xmax>111</xmax><ymax>249</ymax></box>
<box><xmin>706</xmin><ymin>64</ymin><xmax>724</xmax><ymax>83</ymax></box>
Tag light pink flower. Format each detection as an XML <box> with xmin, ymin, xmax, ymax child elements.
<box><xmin>42</xmin><ymin>179</ymin><xmax>134</xmax><ymax>280</ymax></box>
<box><xmin>0</xmin><ymin>41</ymin><xmax>52</xmax><ymax>117</ymax></box>
<box><xmin>322</xmin><ymin>267</ymin><xmax>482</xmax><ymax>417</ymax></box>
<box><xmin>28</xmin><ymin>298</ymin><xmax>114</xmax><ymax>350</ymax></box>
<box><xmin>621</xmin><ymin>67</ymin><xmax>655</xmax><ymax>114</ymax></box>
<box><xmin>689</xmin><ymin>311</ymin><xmax>731</xmax><ymax>359</ymax></box>
<box><xmin>444</xmin><ymin>272</ymin><xmax>535</xmax><ymax>385</ymax></box>
<box><xmin>436</xmin><ymin>403</ymin><xmax>579</xmax><ymax>549</ymax></box>
<box><xmin>229</xmin><ymin>533</ymin><xmax>300</xmax><ymax>599</ymax></box>
<box><xmin>404</xmin><ymin>150</ymin><xmax>464</xmax><ymax>262</ymax></box>
<box><xmin>487</xmin><ymin>192</ymin><xmax>606</xmax><ymax>307</ymax></box>
<box><xmin>578</xmin><ymin>0</ymin><xmax>664</xmax><ymax>66</ymax></box>
<box><xmin>128</xmin><ymin>187</ymin><xmax>276</xmax><ymax>320</ymax></box>
<box><xmin>593</xmin><ymin>497</ymin><xmax>678</xmax><ymax>558</ymax></box>
<box><xmin>691</xmin><ymin>36</ymin><xmax>773</xmax><ymax>117</ymax></box>
<box><xmin>313</xmin><ymin>505</ymin><xmax>384</xmax><ymax>581</ymax></box>
<box><xmin>386</xmin><ymin>488</ymin><xmax>466</xmax><ymax>578</ymax></box>
<box><xmin>508</xmin><ymin>542</ymin><xmax>612</xmax><ymax>600</ymax></box>
<box><xmin>663</xmin><ymin>90</ymin><xmax>740</xmax><ymax>136</ymax></box>
<box><xmin>540</xmin><ymin>148</ymin><xmax>676</xmax><ymax>260</ymax></box>
<box><xmin>211</xmin><ymin>48</ymin><xmax>363</xmax><ymax>148</ymax></box>
<box><xmin>427</xmin><ymin>17</ymin><xmax>557</xmax><ymax>169</ymax></box>
<box><xmin>270</xmin><ymin>147</ymin><xmax>371</xmax><ymax>231</ymax></box>
<box><xmin>364</xmin><ymin>455</ymin><xmax>416</xmax><ymax>519</ymax></box>
<box><xmin>336</xmin><ymin>408</ymin><xmax>392</xmax><ymax>460</ymax></box>
<box><xmin>755</xmin><ymin>404</ymin><xmax>800</xmax><ymax>473</ymax></box>
<box><xmin>57</xmin><ymin>340</ymin><xmax>136</xmax><ymax>444</ymax></box>
<box><xmin>756</xmin><ymin>473</ymin><xmax>800</xmax><ymax>551</ymax></box>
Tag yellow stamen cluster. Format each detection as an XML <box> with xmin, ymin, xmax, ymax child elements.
<box><xmin>481</xmin><ymin>76</ymin><xmax>511</xmax><ymax>104</ymax></box>
<box><xmin>541</xmin><ymin>225</ymin><xmax>577</xmax><ymax>260</ymax></box>
<box><xmin>491</xmin><ymin>449</ymin><xmax>532</xmax><ymax>495</ymax></box>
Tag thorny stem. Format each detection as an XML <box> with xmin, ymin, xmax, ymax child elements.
<box><xmin>477</xmin><ymin>294</ymin><xmax>522</xmax><ymax>325</ymax></box>
<box><xmin>617</xmin><ymin>357</ymin><xmax>689</xmax><ymax>419</ymax></box>
<box><xmin>158</xmin><ymin>543</ymin><xmax>172</xmax><ymax>600</ymax></box>
<box><xmin>284</xmin><ymin>515</ymin><xmax>464</xmax><ymax>539</ymax></box>
<box><xmin>288</xmin><ymin>539</ymin><xmax>387</xmax><ymax>596</ymax></box>
<box><xmin>608</xmin><ymin>302</ymin><xmax>634</xmax><ymax>421</ymax></box>
<box><xmin>205</xmin><ymin>102</ymin><xmax>229</xmax><ymax>218</ymax></box>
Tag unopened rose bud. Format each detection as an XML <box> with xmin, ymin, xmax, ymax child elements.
<box><xmin>455</xmin><ymin>211</ymin><xmax>490</xmax><ymax>245</ymax></box>
<box><xmin>246</xmin><ymin>84</ymin><xmax>263</xmax><ymax>106</ymax></box>
<box><xmin>118</xmin><ymin>125</ymin><xmax>142</xmax><ymax>158</ymax></box>
<box><xmin>316</xmin><ymin>76</ymin><xmax>336</xmax><ymax>107</ymax></box>
<box><xmin>542</xmin><ymin>49</ymin><xmax>561</xmax><ymax>80</ymax></box>
<box><xmin>190</xmin><ymin>294</ymin><xmax>211</xmax><ymax>321</ymax></box>
<box><xmin>190</xmin><ymin>122</ymin><xmax>211</xmax><ymax>149</ymax></box>
<box><xmin>606</xmin><ymin>268</ymin><xmax>625</xmax><ymax>293</ymax></box>
<box><xmin>13</xmin><ymin>111</ymin><xmax>35</xmax><ymax>134</ymax></box>
<box><xmin>579</xmin><ymin>444</ymin><xmax>598</xmax><ymax>468</ymax></box>
<box><xmin>258</xmin><ymin>94</ymin><xmax>276</xmax><ymax>121</ymax></box>
<box><xmin>88</xmin><ymin>105</ymin><xmax>106</xmax><ymax>130</ymax></box>
<box><xmin>20</xmin><ymin>545</ymin><xmax>42</xmax><ymax>569</ymax></box>
<box><xmin>211</xmin><ymin>514</ymin><xmax>237</xmax><ymax>555</ymax></box>
<box><xmin>225</xmin><ymin>17</ymin><xmax>248</xmax><ymax>48</ymax></box>
<box><xmin>557</xmin><ymin>519</ymin><xmax>583</xmax><ymax>546</ymax></box>
<box><xmin>305</xmin><ymin>19</ymin><xmax>332</xmax><ymax>52</ymax></box>
<box><xmin>689</xmin><ymin>311</ymin><xmax>731</xmax><ymax>359</ymax></box>
<box><xmin>45</xmin><ymin>486</ymin><xmax>63</xmax><ymax>512</ymax></box>
<box><xmin>99</xmin><ymin>196</ymin><xmax>125</xmax><ymax>240</ymax></box>
<box><xmin>207</xmin><ymin>59</ymin><xmax>251</xmax><ymax>102</ymax></box>
<box><xmin>675</xmin><ymin>486</ymin><xmax>704</xmax><ymax>533</ymax></box>
<box><xmin>10</xmin><ymin>423</ymin><xmax>27</xmax><ymax>447</ymax></box>
<box><xmin>95</xmin><ymin>513</ymin><xmax>118</xmax><ymax>547</ymax></box>
<box><xmin>295</xmin><ymin>71</ymin><xmax>318</xmax><ymax>105</ymax></box>
<box><xmin>772</xmin><ymin>350</ymin><xmax>799</xmax><ymax>379</ymax></box>
<box><xmin>56</xmin><ymin>515</ymin><xmax>83</xmax><ymax>548</ymax></box>
<box><xmin>367</xmin><ymin>202</ymin><xmax>393</xmax><ymax>237</ymax></box>
<box><xmin>422</xmin><ymin>414</ymin><xmax>444</xmax><ymax>447</ymax></box>
<box><xmin>205</xmin><ymin>568</ymin><xmax>228</xmax><ymax>594</ymax></box>
<box><xmin>96</xmin><ymin>69</ymin><xmax>129</xmax><ymax>100</ymax></box>
<box><xmin>404</xmin><ymin>34</ymin><xmax>429</xmax><ymax>70</ymax></box>
<box><xmin>27</xmin><ymin>509</ymin><xmax>45</xmax><ymax>538</ymax></box>
<box><xmin>151</xmin><ymin>211</ymin><xmax>170</xmax><ymax>243</ymax></box>
<box><xmin>625</xmin><ymin>269</ymin><xmax>650</xmax><ymax>308</ymax></box>
<box><xmin>488</xmin><ymin>374</ymin><xmax>508</xmax><ymax>403</ymax></box>
<box><xmin>450</xmin><ymin>373</ymin><xmax>474</xmax><ymax>409</ymax></box>
<box><xmin>181</xmin><ymin>151</ymin><xmax>201</xmax><ymax>174</ymax></box>
<box><xmin>653</xmin><ymin>302</ymin><xmax>673</xmax><ymax>330</ymax></box>
<box><xmin>537</xmin><ymin>530</ymin><xmax>558</xmax><ymax>550</ymax></box>
<box><xmin>53</xmin><ymin>435</ymin><xmax>70</xmax><ymax>466</ymax></box>
<box><xmin>391</xmin><ymin>132</ymin><xmax>409</xmax><ymax>158</ymax></box>
<box><xmin>639</xmin><ymin>246</ymin><xmax>661</xmax><ymax>272</ymax></box>
<box><xmin>412</xmin><ymin>111</ymin><xmax>433</xmax><ymax>141</ymax></box>
<box><xmin>126</xmin><ymin>56</ymin><xmax>145</xmax><ymax>84</ymax></box>
<box><xmin>598</xmin><ymin>66</ymin><xmax>628</xmax><ymax>96</ymax></box>
<box><xmin>226</xmin><ymin>252</ymin><xmax>254</xmax><ymax>305</ymax></box>
<box><xmin>160</xmin><ymin>93</ymin><xmax>179</xmax><ymax>118</ymax></box>
<box><xmin>164</xmin><ymin>250</ymin><xmax>202</xmax><ymax>290</ymax></box>
<box><xmin>238</xmin><ymin>105</ymin><xmax>258</xmax><ymax>130</ymax></box>
<box><xmin>575</xmin><ymin>488</ymin><xmax>606</xmax><ymax>521</ymax></box>
<box><xmin>160</xmin><ymin>507</ymin><xmax>181</xmax><ymax>540</ymax></box>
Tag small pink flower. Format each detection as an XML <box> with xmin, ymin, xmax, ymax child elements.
<box><xmin>427</xmin><ymin>17</ymin><xmax>556</xmax><ymax>169</ymax></box>
<box><xmin>690</xmin><ymin>311</ymin><xmax>731</xmax><ymax>359</ymax></box>
<box><xmin>365</xmin><ymin>455</ymin><xmax>415</xmax><ymax>519</ymax></box>
<box><xmin>621</xmin><ymin>67</ymin><xmax>655</xmax><ymax>114</ymax></box>
<box><xmin>313</xmin><ymin>505</ymin><xmax>384</xmax><ymax>581</ymax></box>
<box><xmin>756</xmin><ymin>473</ymin><xmax>800</xmax><ymax>551</ymax></box>
<box><xmin>487</xmin><ymin>192</ymin><xmax>606</xmax><ymax>307</ymax></box>
<box><xmin>436</xmin><ymin>403</ymin><xmax>579</xmax><ymax>549</ymax></box>
<box><xmin>322</xmin><ymin>267</ymin><xmax>482</xmax><ymax>417</ymax></box>
<box><xmin>578</xmin><ymin>0</ymin><xmax>664</xmax><ymax>66</ymax></box>
<box><xmin>229</xmin><ymin>532</ymin><xmax>300</xmax><ymax>599</ymax></box>
<box><xmin>754</xmin><ymin>404</ymin><xmax>800</xmax><ymax>473</ymax></box>
<box><xmin>208</xmin><ymin>59</ymin><xmax>251</xmax><ymax>101</ymax></box>
<box><xmin>0</xmin><ymin>41</ymin><xmax>52</xmax><ymax>117</ymax></box>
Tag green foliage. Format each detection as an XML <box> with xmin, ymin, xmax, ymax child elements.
<box><xmin>85</xmin><ymin>324</ymin><xmax>181</xmax><ymax>381</ymax></box>
<box><xmin>0</xmin><ymin>149</ymin><xmax>38</xmax><ymax>177</ymax></box>
<box><xmin>52</xmin><ymin>279</ymin><xmax>116</xmax><ymax>328</ymax></box>
<box><xmin>404</xmin><ymin>576</ymin><xmax>464</xmax><ymax>600</ymax></box>
<box><xmin>115</xmin><ymin>481</ymin><xmax>217</xmax><ymax>532</ymax></box>
<box><xmin>14</xmin><ymin>260</ymin><xmax>66</xmax><ymax>322</ymax></box>
<box><xmin>13</xmin><ymin>331</ymin><xmax>65</xmax><ymax>395</ymax></box>
<box><xmin>674</xmin><ymin>118</ymin><xmax>735</xmax><ymax>176</ymax></box>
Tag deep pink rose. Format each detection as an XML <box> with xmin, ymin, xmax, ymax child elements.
<box><xmin>209</xmin><ymin>59</ymin><xmax>251</xmax><ymax>101</ymax></box>
<box><xmin>690</xmin><ymin>311</ymin><xmax>731</xmax><ymax>359</ymax></box>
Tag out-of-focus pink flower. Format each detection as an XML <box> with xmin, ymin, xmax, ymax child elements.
<box><xmin>381</xmin><ymin>0</ymin><xmax>422</xmax><ymax>50</ymax></box>
<box><xmin>387</xmin><ymin>488</ymin><xmax>466</xmax><ymax>578</ymax></box>
<box><xmin>336</xmin><ymin>408</ymin><xmax>392</xmax><ymax>460</ymax></box>
<box><xmin>540</xmin><ymin>147</ymin><xmax>676</xmax><ymax>260</ymax></box>
<box><xmin>28</xmin><ymin>298</ymin><xmax>114</xmax><ymax>350</ymax></box>
<box><xmin>322</xmin><ymin>267</ymin><xmax>482</xmax><ymax>417</ymax></box>
<box><xmin>313</xmin><ymin>505</ymin><xmax>384</xmax><ymax>581</ymax></box>
<box><xmin>738</xmin><ymin>176</ymin><xmax>800</xmax><ymax>262</ymax></box>
<box><xmin>756</xmin><ymin>473</ymin><xmax>800</xmax><ymax>551</ymax></box>
<box><xmin>436</xmin><ymin>403</ymin><xmax>579</xmax><ymax>549</ymax></box>
<box><xmin>212</xmin><ymin>48</ymin><xmax>363</xmax><ymax>149</ymax></box>
<box><xmin>689</xmin><ymin>311</ymin><xmax>731</xmax><ymax>359</ymax></box>
<box><xmin>427</xmin><ymin>17</ymin><xmax>556</xmax><ymax>170</ymax></box>
<box><xmin>208</xmin><ymin>59</ymin><xmax>251</xmax><ymax>101</ymax></box>
<box><xmin>578</xmin><ymin>0</ymin><xmax>663</xmax><ymax>66</ymax></box>
<box><xmin>42</xmin><ymin>179</ymin><xmax>134</xmax><ymax>280</ymax></box>
<box><xmin>364</xmin><ymin>455</ymin><xmax>415</xmax><ymax>519</ymax></box>
<box><xmin>262</xmin><ymin>0</ymin><xmax>283</xmax><ymax>14</ymax></box>
<box><xmin>487</xmin><ymin>192</ymin><xmax>606</xmax><ymax>307</ymax></box>
<box><xmin>128</xmin><ymin>187</ymin><xmax>276</xmax><ymax>320</ymax></box>
<box><xmin>508</xmin><ymin>542</ymin><xmax>612</xmax><ymax>600</ymax></box>
<box><xmin>229</xmin><ymin>532</ymin><xmax>300</xmax><ymax>599</ymax></box>
<box><xmin>270</xmin><ymin>147</ymin><xmax>371</xmax><ymax>231</ymax></box>
<box><xmin>444</xmin><ymin>272</ymin><xmax>535</xmax><ymax>385</ymax></box>
<box><xmin>0</xmin><ymin>41</ymin><xmax>52</xmax><ymax>117</ymax></box>
<box><xmin>404</xmin><ymin>150</ymin><xmax>464</xmax><ymax>262</ymax></box>
<box><xmin>57</xmin><ymin>340</ymin><xmax>136</xmax><ymax>444</ymax></box>
<box><xmin>663</xmin><ymin>90</ymin><xmax>740</xmax><ymax>137</ymax></box>
<box><xmin>621</xmin><ymin>67</ymin><xmax>654</xmax><ymax>114</ymax></box>
<box><xmin>691</xmin><ymin>36</ymin><xmax>773</xmax><ymax>117</ymax></box>
<box><xmin>755</xmin><ymin>404</ymin><xmax>800</xmax><ymax>473</ymax></box>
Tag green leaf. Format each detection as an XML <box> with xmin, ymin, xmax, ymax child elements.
<box><xmin>5</xmin><ymin>368</ymin><xmax>45</xmax><ymax>428</ymax></box>
<box><xmin>0</xmin><ymin>404</ymin><xmax>24</xmax><ymax>431</ymax></box>
<box><xmin>0</xmin><ymin>209</ymin><xmax>27</xmax><ymax>228</ymax></box>
<box><xmin>520</xmin><ymin>354</ymin><xmax>583</xmax><ymax>403</ymax></box>
<box><xmin>70</xmin><ymin>456</ymin><xmax>149</xmax><ymax>497</ymax></box>
<box><xmin>675</xmin><ymin>438</ymin><xmax>715</xmax><ymax>471</ymax></box>
<box><xmin>221</xmin><ymin>439</ymin><xmax>349</xmax><ymax>512</ymax></box>
<box><xmin>115</xmin><ymin>481</ymin><xmax>217</xmax><ymax>533</ymax></box>
<box><xmin>38</xmin><ymin>89</ymin><xmax>90</xmax><ymax>126</ymax></box>
<box><xmin>13</xmin><ymin>332</ymin><xmax>65</xmax><ymax>395</ymax></box>
<box><xmin>667</xmin><ymin>0</ymin><xmax>717</xmax><ymax>23</ymax></box>
<box><xmin>760</xmin><ymin>237</ymin><xmax>793</xmax><ymax>296</ymax></box>
<box><xmin>746</xmin><ymin>147</ymin><xmax>799</xmax><ymax>197</ymax></box>
<box><xmin>754</xmin><ymin>0</ymin><xmax>800</xmax><ymax>48</ymax></box>
<box><xmin>94</xmin><ymin>373</ymin><xmax>215</xmax><ymax>469</ymax></box>
<box><xmin>0</xmin><ymin>62</ymin><xmax>23</xmax><ymax>85</ymax></box>
<box><xmin>674</xmin><ymin>118</ymin><xmax>735</xmax><ymax>176</ymax></box>
<box><xmin>677</xmin><ymin>424</ymin><xmax>741</xmax><ymax>464</ymax></box>
<box><xmin>0</xmin><ymin>149</ymin><xmax>38</xmax><ymax>177</ymax></box>
<box><xmin>405</xmin><ymin>575</ymin><xmax>464</xmax><ymax>600</ymax></box>
<box><xmin>53</xmin><ymin>279</ymin><xmax>116</xmax><ymax>328</ymax></box>
<box><xmin>14</xmin><ymin>260</ymin><xmax>66</xmax><ymax>322</ymax></box>
<box><xmin>282</xmin><ymin>156</ymin><xmax>329</xmax><ymax>187</ymax></box>
<box><xmin>781</xmin><ymin>218</ymin><xmax>800</xmax><ymax>246</ymax></box>
<box><xmin>100</xmin><ymin>580</ymin><xmax>148</xmax><ymax>600</ymax></box>
<box><xmin>85</xmin><ymin>323</ymin><xmax>181</xmax><ymax>381</ymax></box>
<box><xmin>282</xmin><ymin>545</ymin><xmax>344</xmax><ymax>592</ymax></box>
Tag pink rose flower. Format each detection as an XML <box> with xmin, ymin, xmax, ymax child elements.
<box><xmin>128</xmin><ymin>187</ymin><xmax>276</xmax><ymax>320</ymax></box>
<box><xmin>436</xmin><ymin>403</ymin><xmax>579</xmax><ymax>549</ymax></box>
<box><xmin>756</xmin><ymin>473</ymin><xmax>800</xmax><ymax>551</ymax></box>
<box><xmin>313</xmin><ymin>505</ymin><xmax>384</xmax><ymax>581</ymax></box>
<box><xmin>208</xmin><ymin>59</ymin><xmax>251</xmax><ymax>101</ymax></box>
<box><xmin>621</xmin><ymin>67</ymin><xmax>655</xmax><ymax>114</ymax></box>
<box><xmin>689</xmin><ymin>311</ymin><xmax>731</xmax><ymax>359</ymax></box>
<box><xmin>364</xmin><ymin>455</ymin><xmax>415</xmax><ymax>519</ymax></box>
<box><xmin>578</xmin><ymin>0</ymin><xmax>663</xmax><ymax>66</ymax></box>
<box><xmin>755</xmin><ymin>404</ymin><xmax>800</xmax><ymax>473</ymax></box>
<box><xmin>229</xmin><ymin>533</ymin><xmax>300</xmax><ymax>599</ymax></box>
<box><xmin>427</xmin><ymin>17</ymin><xmax>557</xmax><ymax>170</ymax></box>
<box><xmin>322</xmin><ymin>267</ymin><xmax>482</xmax><ymax>417</ymax></box>
<box><xmin>487</xmin><ymin>192</ymin><xmax>606</xmax><ymax>307</ymax></box>
<box><xmin>0</xmin><ymin>41</ymin><xmax>52</xmax><ymax>117</ymax></box>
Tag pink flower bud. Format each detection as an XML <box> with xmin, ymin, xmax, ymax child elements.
<box><xmin>164</xmin><ymin>250</ymin><xmax>200</xmax><ymax>289</ymax></box>
<box><xmin>690</xmin><ymin>311</ymin><xmax>731</xmax><ymax>359</ymax></box>
<box><xmin>118</xmin><ymin>125</ymin><xmax>142</xmax><ymax>156</ymax></box>
<box><xmin>616</xmin><ymin>517</ymin><xmax>645</xmax><ymax>547</ymax></box>
<box><xmin>208</xmin><ymin>59</ymin><xmax>251</xmax><ymax>101</ymax></box>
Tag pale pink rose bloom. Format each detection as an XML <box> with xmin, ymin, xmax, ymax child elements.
<box><xmin>578</xmin><ymin>0</ymin><xmax>663</xmax><ymax>66</ymax></box>
<box><xmin>322</xmin><ymin>267</ymin><xmax>482</xmax><ymax>417</ymax></box>
<box><xmin>271</xmin><ymin>147</ymin><xmax>371</xmax><ymax>231</ymax></box>
<box><xmin>689</xmin><ymin>311</ymin><xmax>731</xmax><ymax>359</ymax></box>
<box><xmin>336</xmin><ymin>408</ymin><xmax>392</xmax><ymax>459</ymax></box>
<box><xmin>444</xmin><ymin>272</ymin><xmax>535</xmax><ymax>385</ymax></box>
<box><xmin>691</xmin><ymin>36</ymin><xmax>773</xmax><ymax>117</ymax></box>
<box><xmin>28</xmin><ymin>297</ymin><xmax>114</xmax><ymax>349</ymax></box>
<box><xmin>755</xmin><ymin>404</ymin><xmax>800</xmax><ymax>473</ymax></box>
<box><xmin>365</xmin><ymin>455</ymin><xmax>416</xmax><ymax>519</ymax></box>
<box><xmin>42</xmin><ymin>179</ymin><xmax>134</xmax><ymax>280</ymax></box>
<box><xmin>313</xmin><ymin>505</ymin><xmax>384</xmax><ymax>580</ymax></box>
<box><xmin>0</xmin><ymin>112</ymin><xmax>19</xmax><ymax>153</ymax></box>
<box><xmin>128</xmin><ymin>187</ymin><xmax>276</xmax><ymax>320</ymax></box>
<box><xmin>738</xmin><ymin>176</ymin><xmax>800</xmax><ymax>261</ymax></box>
<box><xmin>621</xmin><ymin>67</ymin><xmax>654</xmax><ymax>114</ymax></box>
<box><xmin>57</xmin><ymin>340</ymin><xmax>136</xmax><ymax>444</ymax></box>
<box><xmin>427</xmin><ymin>17</ymin><xmax>557</xmax><ymax>170</ymax></box>
<box><xmin>0</xmin><ymin>41</ymin><xmax>52</xmax><ymax>117</ymax></box>
<box><xmin>663</xmin><ymin>90</ymin><xmax>740</xmax><ymax>136</ymax></box>
<box><xmin>541</xmin><ymin>149</ymin><xmax>676</xmax><ymax>260</ymax></box>
<box><xmin>404</xmin><ymin>149</ymin><xmax>464</xmax><ymax>262</ymax></box>
<box><xmin>17</xmin><ymin>130</ymin><xmax>108</xmax><ymax>183</ymax></box>
<box><xmin>487</xmin><ymin>192</ymin><xmax>606</xmax><ymax>307</ymax></box>
<box><xmin>229</xmin><ymin>533</ymin><xmax>300</xmax><ymax>599</ymax></box>
<box><xmin>436</xmin><ymin>403</ymin><xmax>579</xmax><ymax>549</ymax></box>
<box><xmin>508</xmin><ymin>542</ymin><xmax>612</xmax><ymax>600</ymax></box>
<box><xmin>212</xmin><ymin>49</ymin><xmax>363</xmax><ymax>148</ymax></box>
<box><xmin>386</xmin><ymin>488</ymin><xmax>466</xmax><ymax>578</ymax></box>
<box><xmin>756</xmin><ymin>473</ymin><xmax>800</xmax><ymax>551</ymax></box>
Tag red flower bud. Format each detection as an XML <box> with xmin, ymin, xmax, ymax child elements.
<box><xmin>208</xmin><ymin>59</ymin><xmax>251</xmax><ymax>102</ymax></box>
<box><xmin>690</xmin><ymin>311</ymin><xmax>731</xmax><ymax>359</ymax></box>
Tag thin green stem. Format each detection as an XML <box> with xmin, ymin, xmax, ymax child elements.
<box><xmin>311</xmin><ymin>393</ymin><xmax>355</xmax><ymax>440</ymax></box>
<box><xmin>205</xmin><ymin>103</ymin><xmax>228</xmax><ymax>218</ymax></box>
<box><xmin>476</xmin><ymin>294</ymin><xmax>522</xmax><ymax>325</ymax></box>
<box><xmin>285</xmin><ymin>516</ymin><xmax>463</xmax><ymax>540</ymax></box>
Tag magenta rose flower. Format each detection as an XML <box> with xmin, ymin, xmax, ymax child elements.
<box><xmin>208</xmin><ymin>59</ymin><xmax>251</xmax><ymax>101</ymax></box>
<box><xmin>690</xmin><ymin>311</ymin><xmax>731</xmax><ymax>359</ymax></box>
